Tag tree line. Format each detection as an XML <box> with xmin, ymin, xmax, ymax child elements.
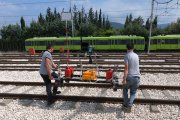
<box><xmin>0</xmin><ymin>6</ymin><xmax>180</xmax><ymax>51</ymax></box>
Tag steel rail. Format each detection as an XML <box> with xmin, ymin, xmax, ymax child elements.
<box><xmin>0</xmin><ymin>93</ymin><xmax>179</xmax><ymax>105</ymax></box>
<box><xmin>0</xmin><ymin>56</ymin><xmax>179</xmax><ymax>60</ymax></box>
<box><xmin>0</xmin><ymin>81</ymin><xmax>180</xmax><ymax>90</ymax></box>
<box><xmin>0</xmin><ymin>65</ymin><xmax>179</xmax><ymax>70</ymax></box>
<box><xmin>0</xmin><ymin>52</ymin><xmax>179</xmax><ymax>56</ymax></box>
<box><xmin>0</xmin><ymin>61</ymin><xmax>179</xmax><ymax>65</ymax></box>
<box><xmin>0</xmin><ymin>68</ymin><xmax>179</xmax><ymax>73</ymax></box>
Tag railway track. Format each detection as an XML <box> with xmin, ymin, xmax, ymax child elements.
<box><xmin>0</xmin><ymin>93</ymin><xmax>179</xmax><ymax>105</ymax></box>
<box><xmin>0</xmin><ymin>65</ymin><xmax>179</xmax><ymax>70</ymax></box>
<box><xmin>0</xmin><ymin>81</ymin><xmax>179</xmax><ymax>105</ymax></box>
<box><xmin>0</xmin><ymin>55</ymin><xmax>179</xmax><ymax>60</ymax></box>
<box><xmin>0</xmin><ymin>52</ymin><xmax>179</xmax><ymax>56</ymax></box>
<box><xmin>0</xmin><ymin>68</ymin><xmax>179</xmax><ymax>73</ymax></box>
<box><xmin>0</xmin><ymin>81</ymin><xmax>180</xmax><ymax>90</ymax></box>
<box><xmin>0</xmin><ymin>53</ymin><xmax>179</xmax><ymax>73</ymax></box>
<box><xmin>0</xmin><ymin>60</ymin><xmax>179</xmax><ymax>65</ymax></box>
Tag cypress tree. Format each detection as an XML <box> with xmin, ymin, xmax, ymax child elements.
<box><xmin>98</xmin><ymin>9</ymin><xmax>102</xmax><ymax>28</ymax></box>
<box><xmin>20</xmin><ymin>16</ymin><xmax>25</xmax><ymax>30</ymax></box>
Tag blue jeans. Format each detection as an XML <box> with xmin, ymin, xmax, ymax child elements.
<box><xmin>123</xmin><ymin>76</ymin><xmax>140</xmax><ymax>107</ymax></box>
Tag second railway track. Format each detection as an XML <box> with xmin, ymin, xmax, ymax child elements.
<box><xmin>0</xmin><ymin>81</ymin><xmax>180</xmax><ymax>105</ymax></box>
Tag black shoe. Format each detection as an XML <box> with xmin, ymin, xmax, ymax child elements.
<box><xmin>47</xmin><ymin>99</ymin><xmax>56</xmax><ymax>106</ymax></box>
<box><xmin>122</xmin><ymin>104</ymin><xmax>131</xmax><ymax>113</ymax></box>
<box><xmin>53</xmin><ymin>91</ymin><xmax>61</xmax><ymax>95</ymax></box>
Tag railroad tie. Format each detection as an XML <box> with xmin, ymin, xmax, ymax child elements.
<box><xmin>178</xmin><ymin>105</ymin><xmax>180</xmax><ymax>119</ymax></box>
<box><xmin>95</xmin><ymin>88</ymin><xmax>108</xmax><ymax>111</ymax></box>
<box><xmin>18</xmin><ymin>86</ymin><xmax>37</xmax><ymax>106</ymax></box>
<box><xmin>0</xmin><ymin>85</ymin><xmax>7</xmax><ymax>90</ymax></box>
<box><xmin>163</xmin><ymin>90</ymin><xmax>180</xmax><ymax>119</ymax></box>
<box><xmin>141</xmin><ymin>89</ymin><xmax>160</xmax><ymax>113</ymax></box>
<box><xmin>61</xmin><ymin>87</ymin><xmax>70</xmax><ymax>95</ymax></box>
<box><xmin>69</xmin><ymin>88</ymin><xmax>89</xmax><ymax>109</ymax></box>
<box><xmin>0</xmin><ymin>86</ymin><xmax>22</xmax><ymax>106</ymax></box>
<box><xmin>162</xmin><ymin>90</ymin><xmax>178</xmax><ymax>100</ymax></box>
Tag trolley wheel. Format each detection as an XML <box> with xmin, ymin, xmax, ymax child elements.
<box><xmin>65</xmin><ymin>79</ymin><xmax>70</xmax><ymax>83</ymax></box>
<box><xmin>113</xmin><ymin>86</ymin><xmax>117</xmax><ymax>91</ymax></box>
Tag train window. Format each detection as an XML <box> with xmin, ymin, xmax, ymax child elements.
<box><xmin>151</xmin><ymin>39</ymin><xmax>157</xmax><ymax>44</ymax></box>
<box><xmin>90</xmin><ymin>39</ymin><xmax>94</xmax><ymax>45</ymax></box>
<box><xmin>161</xmin><ymin>39</ymin><xmax>165</xmax><ymax>44</ymax></box>
<box><xmin>37</xmin><ymin>41</ymin><xmax>46</xmax><ymax>46</ymax></box>
<box><xmin>96</xmin><ymin>40</ymin><xmax>109</xmax><ymax>45</ymax></box>
<box><xmin>87</xmin><ymin>40</ymin><xmax>92</xmax><ymax>45</ymax></box>
<box><xmin>136</xmin><ymin>40</ymin><xmax>141</xmax><ymax>45</ymax></box>
<box><xmin>54</xmin><ymin>41</ymin><xmax>65</xmax><ymax>45</ymax></box>
<box><xmin>126</xmin><ymin>39</ymin><xmax>133</xmax><ymax>44</ymax></box>
<box><xmin>134</xmin><ymin>40</ymin><xmax>137</xmax><ymax>44</ymax></box>
<box><xmin>157</xmin><ymin>39</ymin><xmax>161</xmax><ymax>44</ymax></box>
<box><xmin>114</xmin><ymin>39</ymin><xmax>117</xmax><ymax>45</ymax></box>
<box><xmin>117</xmin><ymin>39</ymin><xmax>121</xmax><ymax>44</ymax></box>
<box><xmin>72</xmin><ymin>40</ymin><xmax>80</xmax><ymax>45</ymax></box>
<box><xmin>25</xmin><ymin>41</ymin><xmax>31</xmax><ymax>46</ymax></box>
<box><xmin>165</xmin><ymin>39</ymin><xmax>178</xmax><ymax>44</ymax></box>
<box><xmin>141</xmin><ymin>39</ymin><xmax>145</xmax><ymax>44</ymax></box>
<box><xmin>32</xmin><ymin>41</ymin><xmax>36</xmax><ymax>46</ymax></box>
<box><xmin>46</xmin><ymin>41</ymin><xmax>52</xmax><ymax>45</ymax></box>
<box><xmin>120</xmin><ymin>40</ymin><xmax>127</xmax><ymax>45</ymax></box>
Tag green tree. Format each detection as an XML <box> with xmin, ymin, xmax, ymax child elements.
<box><xmin>102</xmin><ymin>14</ymin><xmax>105</xmax><ymax>28</ymax></box>
<box><xmin>88</xmin><ymin>7</ymin><xmax>94</xmax><ymax>23</ymax></box>
<box><xmin>153</xmin><ymin>16</ymin><xmax>158</xmax><ymax>29</ymax></box>
<box><xmin>133</xmin><ymin>16</ymin><xmax>144</xmax><ymax>26</ymax></box>
<box><xmin>94</xmin><ymin>10</ymin><xmax>98</xmax><ymax>25</ymax></box>
<box><xmin>145</xmin><ymin>18</ymin><xmax>150</xmax><ymax>30</ymax></box>
<box><xmin>105</xmin><ymin>16</ymin><xmax>111</xmax><ymax>29</ymax></box>
<box><xmin>124</xmin><ymin>16</ymin><xmax>129</xmax><ymax>28</ymax></box>
<box><xmin>98</xmin><ymin>9</ymin><xmax>102</xmax><ymax>28</ymax></box>
<box><xmin>38</xmin><ymin>13</ymin><xmax>45</xmax><ymax>25</ymax></box>
<box><xmin>20</xmin><ymin>16</ymin><xmax>26</xmax><ymax>30</ymax></box>
<box><xmin>46</xmin><ymin>7</ymin><xmax>53</xmax><ymax>22</ymax></box>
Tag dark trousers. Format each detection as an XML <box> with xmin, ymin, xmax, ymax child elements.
<box><xmin>40</xmin><ymin>72</ymin><xmax>60</xmax><ymax>102</ymax></box>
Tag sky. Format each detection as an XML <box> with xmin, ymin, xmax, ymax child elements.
<box><xmin>0</xmin><ymin>0</ymin><xmax>180</xmax><ymax>28</ymax></box>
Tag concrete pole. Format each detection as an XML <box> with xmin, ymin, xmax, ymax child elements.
<box><xmin>148</xmin><ymin>0</ymin><xmax>155</xmax><ymax>54</ymax></box>
<box><xmin>70</xmin><ymin>0</ymin><xmax>74</xmax><ymax>37</ymax></box>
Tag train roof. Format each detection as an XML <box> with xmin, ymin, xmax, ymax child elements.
<box><xmin>25</xmin><ymin>36</ymin><xmax>144</xmax><ymax>41</ymax></box>
<box><xmin>151</xmin><ymin>35</ymin><xmax>180</xmax><ymax>39</ymax></box>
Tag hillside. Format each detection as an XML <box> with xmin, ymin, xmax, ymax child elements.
<box><xmin>110</xmin><ymin>22</ymin><xmax>124</xmax><ymax>29</ymax></box>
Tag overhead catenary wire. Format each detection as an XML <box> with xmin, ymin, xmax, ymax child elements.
<box><xmin>0</xmin><ymin>0</ymin><xmax>179</xmax><ymax>26</ymax></box>
<box><xmin>155</xmin><ymin>0</ymin><xmax>174</xmax><ymax>4</ymax></box>
<box><xmin>0</xmin><ymin>0</ymin><xmax>69</xmax><ymax>6</ymax></box>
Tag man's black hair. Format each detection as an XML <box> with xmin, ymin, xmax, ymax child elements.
<box><xmin>46</xmin><ymin>44</ymin><xmax>53</xmax><ymax>50</ymax></box>
<box><xmin>126</xmin><ymin>43</ymin><xmax>134</xmax><ymax>50</ymax></box>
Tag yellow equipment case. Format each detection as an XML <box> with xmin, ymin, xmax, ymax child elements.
<box><xmin>82</xmin><ymin>70</ymin><xmax>97</xmax><ymax>81</ymax></box>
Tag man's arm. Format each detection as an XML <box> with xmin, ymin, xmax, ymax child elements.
<box><xmin>52</xmin><ymin>61</ymin><xmax>57</xmax><ymax>68</ymax></box>
<box><xmin>45</xmin><ymin>58</ymin><xmax>53</xmax><ymax>80</ymax></box>
<box><xmin>122</xmin><ymin>63</ymin><xmax>128</xmax><ymax>84</ymax></box>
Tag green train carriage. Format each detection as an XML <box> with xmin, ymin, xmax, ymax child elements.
<box><xmin>25</xmin><ymin>36</ymin><xmax>145</xmax><ymax>52</ymax></box>
<box><xmin>150</xmin><ymin>35</ymin><xmax>180</xmax><ymax>51</ymax></box>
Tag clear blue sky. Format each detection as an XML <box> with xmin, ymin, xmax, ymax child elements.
<box><xmin>0</xmin><ymin>0</ymin><xmax>179</xmax><ymax>27</ymax></box>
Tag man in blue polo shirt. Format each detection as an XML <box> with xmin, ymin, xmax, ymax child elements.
<box><xmin>40</xmin><ymin>44</ymin><xmax>61</xmax><ymax>106</ymax></box>
<box><xmin>122</xmin><ymin>43</ymin><xmax>140</xmax><ymax>112</ymax></box>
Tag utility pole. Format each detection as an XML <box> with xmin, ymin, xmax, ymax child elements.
<box><xmin>70</xmin><ymin>0</ymin><xmax>74</xmax><ymax>37</ymax></box>
<box><xmin>148</xmin><ymin>0</ymin><xmax>155</xmax><ymax>54</ymax></box>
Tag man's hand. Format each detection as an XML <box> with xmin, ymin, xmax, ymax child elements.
<box><xmin>53</xmin><ymin>63</ymin><xmax>57</xmax><ymax>69</ymax></box>
<box><xmin>122</xmin><ymin>80</ymin><xmax>126</xmax><ymax>85</ymax></box>
<box><xmin>49</xmin><ymin>75</ymin><xmax>53</xmax><ymax>80</ymax></box>
<box><xmin>122</xmin><ymin>76</ymin><xmax>127</xmax><ymax>85</ymax></box>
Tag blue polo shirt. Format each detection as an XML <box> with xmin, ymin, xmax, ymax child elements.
<box><xmin>39</xmin><ymin>51</ymin><xmax>53</xmax><ymax>75</ymax></box>
<box><xmin>124</xmin><ymin>51</ymin><xmax>140</xmax><ymax>77</ymax></box>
